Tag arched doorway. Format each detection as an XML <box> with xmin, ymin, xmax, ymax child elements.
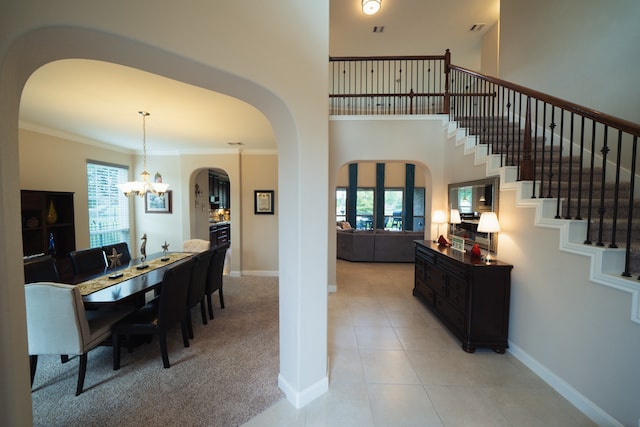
<box><xmin>1</xmin><ymin>26</ymin><xmax>328</xmax><ymax>424</ymax></box>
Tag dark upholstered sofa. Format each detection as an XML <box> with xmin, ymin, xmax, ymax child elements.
<box><xmin>336</xmin><ymin>229</ymin><xmax>425</xmax><ymax>262</ymax></box>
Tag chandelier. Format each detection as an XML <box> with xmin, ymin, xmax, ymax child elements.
<box><xmin>117</xmin><ymin>111</ymin><xmax>169</xmax><ymax>197</ymax></box>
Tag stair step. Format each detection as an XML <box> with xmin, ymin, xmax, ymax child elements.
<box><xmin>456</xmin><ymin>116</ymin><xmax>640</xmax><ymax>281</ymax></box>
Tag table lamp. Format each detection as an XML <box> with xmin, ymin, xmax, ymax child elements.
<box><xmin>450</xmin><ymin>209</ymin><xmax>461</xmax><ymax>235</ymax></box>
<box><xmin>432</xmin><ymin>210</ymin><xmax>447</xmax><ymax>244</ymax></box>
<box><xmin>477</xmin><ymin>212</ymin><xmax>501</xmax><ymax>262</ymax></box>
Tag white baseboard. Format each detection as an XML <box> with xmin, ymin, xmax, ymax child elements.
<box><xmin>278</xmin><ymin>374</ymin><xmax>328</xmax><ymax>409</ymax></box>
<box><xmin>240</xmin><ymin>270</ymin><xmax>279</xmax><ymax>277</ymax></box>
<box><xmin>508</xmin><ymin>342</ymin><xmax>622</xmax><ymax>427</ymax></box>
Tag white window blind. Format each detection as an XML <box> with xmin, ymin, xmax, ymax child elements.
<box><xmin>87</xmin><ymin>161</ymin><xmax>130</xmax><ymax>248</ymax></box>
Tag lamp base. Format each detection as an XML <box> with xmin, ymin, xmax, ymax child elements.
<box><xmin>484</xmin><ymin>252</ymin><xmax>497</xmax><ymax>263</ymax></box>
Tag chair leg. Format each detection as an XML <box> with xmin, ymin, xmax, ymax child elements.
<box><xmin>181</xmin><ymin>321</ymin><xmax>190</xmax><ymax>348</ymax></box>
<box><xmin>113</xmin><ymin>334</ymin><xmax>121</xmax><ymax>370</ymax></box>
<box><xmin>200</xmin><ymin>299</ymin><xmax>207</xmax><ymax>325</ymax></box>
<box><xmin>219</xmin><ymin>288</ymin><xmax>225</xmax><ymax>309</ymax></box>
<box><xmin>186</xmin><ymin>310</ymin><xmax>194</xmax><ymax>339</ymax></box>
<box><xmin>76</xmin><ymin>353</ymin><xmax>87</xmax><ymax>396</ymax></box>
<box><xmin>30</xmin><ymin>355</ymin><xmax>38</xmax><ymax>387</ymax></box>
<box><xmin>159</xmin><ymin>332</ymin><xmax>171</xmax><ymax>368</ymax></box>
<box><xmin>206</xmin><ymin>293</ymin><xmax>214</xmax><ymax>320</ymax></box>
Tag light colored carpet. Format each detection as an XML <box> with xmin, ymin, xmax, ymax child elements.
<box><xmin>31</xmin><ymin>275</ymin><xmax>283</xmax><ymax>427</ymax></box>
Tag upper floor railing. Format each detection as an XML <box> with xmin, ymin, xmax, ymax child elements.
<box><xmin>329</xmin><ymin>52</ymin><xmax>450</xmax><ymax>115</ymax></box>
<box><xmin>329</xmin><ymin>52</ymin><xmax>640</xmax><ymax>279</ymax></box>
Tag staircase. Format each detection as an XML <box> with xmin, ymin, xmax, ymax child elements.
<box><xmin>449</xmin><ymin>116</ymin><xmax>640</xmax><ymax>324</ymax></box>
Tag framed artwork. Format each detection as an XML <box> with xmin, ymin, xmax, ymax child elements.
<box><xmin>254</xmin><ymin>190</ymin><xmax>274</xmax><ymax>214</ymax></box>
<box><xmin>145</xmin><ymin>190</ymin><xmax>172</xmax><ymax>214</ymax></box>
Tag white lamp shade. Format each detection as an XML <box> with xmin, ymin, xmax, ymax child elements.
<box><xmin>477</xmin><ymin>212</ymin><xmax>501</xmax><ymax>233</ymax></box>
<box><xmin>362</xmin><ymin>0</ymin><xmax>381</xmax><ymax>15</ymax></box>
<box><xmin>432</xmin><ymin>210</ymin><xmax>447</xmax><ymax>224</ymax></box>
<box><xmin>450</xmin><ymin>209</ymin><xmax>462</xmax><ymax>224</ymax></box>
<box><xmin>152</xmin><ymin>182</ymin><xmax>170</xmax><ymax>195</ymax></box>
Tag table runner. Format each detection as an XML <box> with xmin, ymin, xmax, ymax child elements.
<box><xmin>77</xmin><ymin>252</ymin><xmax>192</xmax><ymax>296</ymax></box>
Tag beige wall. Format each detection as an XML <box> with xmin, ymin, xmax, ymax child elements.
<box><xmin>240</xmin><ymin>153</ymin><xmax>279</xmax><ymax>275</ymax></box>
<box><xmin>18</xmin><ymin>128</ymin><xmax>280</xmax><ymax>276</ymax></box>
<box><xmin>19</xmin><ymin>128</ymin><xmax>134</xmax><ymax>250</ymax></box>
<box><xmin>500</xmin><ymin>0</ymin><xmax>640</xmax><ymax>124</ymax></box>
<box><xmin>480</xmin><ymin>22</ymin><xmax>499</xmax><ymax>77</ymax></box>
<box><xmin>336</xmin><ymin>161</ymin><xmax>426</xmax><ymax>187</ymax></box>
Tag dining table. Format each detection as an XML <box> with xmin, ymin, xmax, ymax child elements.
<box><xmin>73</xmin><ymin>252</ymin><xmax>193</xmax><ymax>306</ymax></box>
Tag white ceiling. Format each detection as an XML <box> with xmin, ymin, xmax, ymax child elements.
<box><xmin>18</xmin><ymin>0</ymin><xmax>499</xmax><ymax>154</ymax></box>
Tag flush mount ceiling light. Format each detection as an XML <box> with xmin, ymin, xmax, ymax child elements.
<box><xmin>117</xmin><ymin>111</ymin><xmax>169</xmax><ymax>197</ymax></box>
<box><xmin>362</xmin><ymin>0</ymin><xmax>381</xmax><ymax>15</ymax></box>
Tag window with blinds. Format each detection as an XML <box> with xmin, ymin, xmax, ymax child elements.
<box><xmin>87</xmin><ymin>161</ymin><xmax>130</xmax><ymax>248</ymax></box>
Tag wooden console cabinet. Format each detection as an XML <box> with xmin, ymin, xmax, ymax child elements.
<box><xmin>413</xmin><ymin>241</ymin><xmax>512</xmax><ymax>353</ymax></box>
<box><xmin>209</xmin><ymin>222</ymin><xmax>230</xmax><ymax>247</ymax></box>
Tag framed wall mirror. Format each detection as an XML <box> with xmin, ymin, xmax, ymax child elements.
<box><xmin>448</xmin><ymin>176</ymin><xmax>500</xmax><ymax>253</ymax></box>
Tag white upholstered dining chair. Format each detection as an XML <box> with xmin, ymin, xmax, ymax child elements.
<box><xmin>25</xmin><ymin>282</ymin><xmax>133</xmax><ymax>395</ymax></box>
<box><xmin>182</xmin><ymin>239</ymin><xmax>211</xmax><ymax>253</ymax></box>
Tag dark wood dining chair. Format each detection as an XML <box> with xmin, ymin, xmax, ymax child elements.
<box><xmin>205</xmin><ymin>243</ymin><xmax>229</xmax><ymax>319</ymax></box>
<box><xmin>186</xmin><ymin>248</ymin><xmax>215</xmax><ymax>339</ymax></box>
<box><xmin>24</xmin><ymin>255</ymin><xmax>59</xmax><ymax>283</ymax></box>
<box><xmin>69</xmin><ymin>247</ymin><xmax>107</xmax><ymax>276</ymax></box>
<box><xmin>112</xmin><ymin>258</ymin><xmax>194</xmax><ymax>370</ymax></box>
<box><xmin>25</xmin><ymin>282</ymin><xmax>133</xmax><ymax>395</ymax></box>
<box><xmin>101</xmin><ymin>242</ymin><xmax>131</xmax><ymax>267</ymax></box>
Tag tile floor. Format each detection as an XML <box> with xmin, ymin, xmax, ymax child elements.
<box><xmin>244</xmin><ymin>260</ymin><xmax>595</xmax><ymax>427</ymax></box>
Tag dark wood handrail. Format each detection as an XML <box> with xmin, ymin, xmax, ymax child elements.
<box><xmin>449</xmin><ymin>64</ymin><xmax>640</xmax><ymax>137</ymax></box>
<box><xmin>330</xmin><ymin>55</ymin><xmax>448</xmax><ymax>61</ymax></box>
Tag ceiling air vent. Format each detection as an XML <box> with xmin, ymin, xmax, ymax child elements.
<box><xmin>373</xmin><ymin>26</ymin><xmax>385</xmax><ymax>33</ymax></box>
<box><xmin>469</xmin><ymin>23</ymin><xmax>486</xmax><ymax>32</ymax></box>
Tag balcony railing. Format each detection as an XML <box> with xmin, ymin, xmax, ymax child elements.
<box><xmin>329</xmin><ymin>52</ymin><xmax>640</xmax><ymax>279</ymax></box>
<box><xmin>329</xmin><ymin>52</ymin><xmax>450</xmax><ymax>115</ymax></box>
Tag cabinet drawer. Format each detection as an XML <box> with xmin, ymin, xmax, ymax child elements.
<box><xmin>436</xmin><ymin>296</ymin><xmax>465</xmax><ymax>336</ymax></box>
<box><xmin>447</xmin><ymin>275</ymin><xmax>468</xmax><ymax>310</ymax></box>
<box><xmin>414</xmin><ymin>281</ymin><xmax>435</xmax><ymax>308</ymax></box>
<box><xmin>415</xmin><ymin>260</ymin><xmax>425</xmax><ymax>281</ymax></box>
<box><xmin>425</xmin><ymin>264</ymin><xmax>447</xmax><ymax>296</ymax></box>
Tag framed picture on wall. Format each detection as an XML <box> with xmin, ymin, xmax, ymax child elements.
<box><xmin>254</xmin><ymin>190</ymin><xmax>274</xmax><ymax>214</ymax></box>
<box><xmin>145</xmin><ymin>190</ymin><xmax>172</xmax><ymax>214</ymax></box>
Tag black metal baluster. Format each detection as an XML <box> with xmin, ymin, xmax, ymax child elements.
<box><xmin>565</xmin><ymin>113</ymin><xmax>575</xmax><ymax>219</ymax></box>
<box><xmin>575</xmin><ymin>116</ymin><xmax>586</xmax><ymax>220</ymax></box>
<box><xmin>547</xmin><ymin>108</ymin><xmax>556</xmax><ymax>199</ymax></box>
<box><xmin>609</xmin><ymin>130</ymin><xmax>623</xmax><ymax>249</ymax></box>
<box><xmin>585</xmin><ymin>121</ymin><xmax>597</xmax><ymax>245</ymax></box>
<box><xmin>554</xmin><ymin>109</ymin><xmax>564</xmax><ymax>219</ymax></box>
<box><xmin>596</xmin><ymin>125</ymin><xmax>609</xmax><ymax>247</ymax></box>
<box><xmin>532</xmin><ymin>99</ymin><xmax>540</xmax><ymax>198</ymax></box>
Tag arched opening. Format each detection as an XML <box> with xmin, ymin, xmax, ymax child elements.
<box><xmin>1</xmin><ymin>26</ymin><xmax>328</xmax><ymax>424</ymax></box>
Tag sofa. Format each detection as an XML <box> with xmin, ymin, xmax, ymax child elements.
<box><xmin>337</xmin><ymin>229</ymin><xmax>425</xmax><ymax>262</ymax></box>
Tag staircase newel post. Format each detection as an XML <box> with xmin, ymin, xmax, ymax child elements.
<box><xmin>519</xmin><ymin>97</ymin><xmax>534</xmax><ymax>180</ymax></box>
<box><xmin>443</xmin><ymin>49</ymin><xmax>451</xmax><ymax>116</ymax></box>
